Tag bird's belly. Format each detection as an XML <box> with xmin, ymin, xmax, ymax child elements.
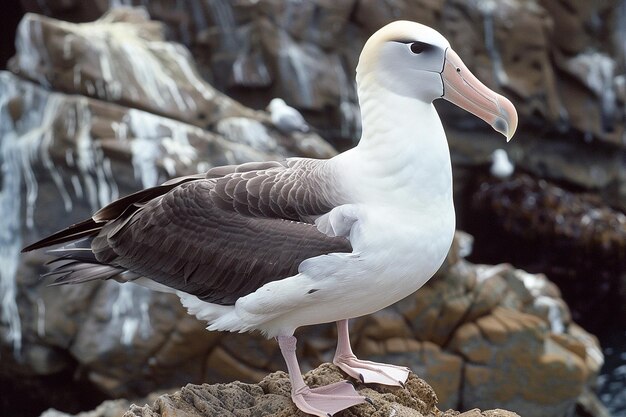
<box><xmin>293</xmin><ymin>204</ymin><xmax>456</xmax><ymax>324</ymax></box>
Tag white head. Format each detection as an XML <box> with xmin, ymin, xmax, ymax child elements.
<box><xmin>267</xmin><ymin>98</ymin><xmax>287</xmax><ymax>112</ymax></box>
<box><xmin>357</xmin><ymin>21</ymin><xmax>518</xmax><ymax>141</ymax></box>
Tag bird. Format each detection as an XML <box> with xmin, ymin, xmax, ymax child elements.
<box><xmin>267</xmin><ymin>97</ymin><xmax>310</xmax><ymax>133</ymax></box>
<box><xmin>22</xmin><ymin>21</ymin><xmax>517</xmax><ymax>417</ymax></box>
<box><xmin>490</xmin><ymin>148</ymin><xmax>515</xmax><ymax>178</ymax></box>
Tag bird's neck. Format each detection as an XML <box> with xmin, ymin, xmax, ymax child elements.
<box><xmin>335</xmin><ymin>80</ymin><xmax>453</xmax><ymax>207</ymax></box>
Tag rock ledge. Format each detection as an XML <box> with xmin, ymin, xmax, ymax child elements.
<box><xmin>125</xmin><ymin>363</ymin><xmax>520</xmax><ymax>417</ymax></box>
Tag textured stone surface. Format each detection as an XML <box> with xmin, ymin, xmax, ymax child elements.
<box><xmin>7</xmin><ymin>8</ymin><xmax>336</xmax><ymax>160</ymax></box>
<box><xmin>123</xmin><ymin>364</ymin><xmax>520</xmax><ymax>417</ymax></box>
<box><xmin>16</xmin><ymin>0</ymin><xmax>625</xmax><ymax>166</ymax></box>
<box><xmin>20</xmin><ymin>0</ymin><xmax>626</xmax><ymax>146</ymax></box>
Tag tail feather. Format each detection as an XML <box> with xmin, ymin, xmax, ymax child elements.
<box><xmin>46</xmin><ymin>261</ymin><xmax>124</xmax><ymax>286</ymax></box>
<box><xmin>22</xmin><ymin>173</ymin><xmax>209</xmax><ymax>288</ymax></box>
<box><xmin>22</xmin><ymin>174</ymin><xmax>206</xmax><ymax>253</ymax></box>
<box><xmin>36</xmin><ymin>237</ymin><xmax>125</xmax><ymax>286</ymax></box>
<box><xmin>45</xmin><ymin>238</ymin><xmax>98</xmax><ymax>263</ymax></box>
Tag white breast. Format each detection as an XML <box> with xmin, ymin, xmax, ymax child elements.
<box><xmin>350</xmin><ymin>203</ymin><xmax>456</xmax><ymax>304</ymax></box>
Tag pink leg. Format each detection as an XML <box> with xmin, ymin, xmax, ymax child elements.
<box><xmin>333</xmin><ymin>319</ymin><xmax>410</xmax><ymax>387</ymax></box>
<box><xmin>277</xmin><ymin>335</ymin><xmax>368</xmax><ymax>417</ymax></box>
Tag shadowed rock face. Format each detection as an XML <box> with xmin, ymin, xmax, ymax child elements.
<box><xmin>467</xmin><ymin>173</ymin><xmax>626</xmax><ymax>331</ymax></box>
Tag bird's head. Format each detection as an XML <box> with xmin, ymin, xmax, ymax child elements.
<box><xmin>357</xmin><ymin>20</ymin><xmax>518</xmax><ymax>141</ymax></box>
<box><xmin>267</xmin><ymin>98</ymin><xmax>287</xmax><ymax>112</ymax></box>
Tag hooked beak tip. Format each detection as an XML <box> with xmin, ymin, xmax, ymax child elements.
<box><xmin>441</xmin><ymin>48</ymin><xmax>518</xmax><ymax>142</ymax></box>
<box><xmin>496</xmin><ymin>96</ymin><xmax>518</xmax><ymax>142</ymax></box>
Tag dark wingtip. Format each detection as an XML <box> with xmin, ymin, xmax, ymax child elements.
<box><xmin>21</xmin><ymin>241</ymin><xmax>48</xmax><ymax>253</ymax></box>
<box><xmin>20</xmin><ymin>219</ymin><xmax>101</xmax><ymax>253</ymax></box>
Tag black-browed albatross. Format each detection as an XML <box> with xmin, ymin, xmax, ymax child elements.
<box><xmin>23</xmin><ymin>21</ymin><xmax>517</xmax><ymax>417</ymax></box>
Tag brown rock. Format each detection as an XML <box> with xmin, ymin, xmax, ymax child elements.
<box><xmin>448</xmin><ymin>322</ymin><xmax>492</xmax><ymax>364</ymax></box>
<box><xmin>8</xmin><ymin>9</ymin><xmax>335</xmax><ymax>160</ymax></box>
<box><xmin>475</xmin><ymin>315</ymin><xmax>508</xmax><ymax>345</ymax></box>
<box><xmin>357</xmin><ymin>309</ymin><xmax>412</xmax><ymax>342</ymax></box>
<box><xmin>448</xmin><ymin>306</ymin><xmax>589</xmax><ymax>417</ymax></box>
<box><xmin>418</xmin><ymin>342</ymin><xmax>463</xmax><ymax>411</ymax></box>
<box><xmin>205</xmin><ymin>346</ymin><xmax>267</xmax><ymax>384</ymax></box>
<box><xmin>538</xmin><ymin>0</ymin><xmax>616</xmax><ymax>55</ymax></box>
<box><xmin>124</xmin><ymin>364</ymin><xmax>513</xmax><ymax>417</ymax></box>
<box><xmin>10</xmin><ymin>9</ymin><xmax>253</xmax><ymax>127</ymax></box>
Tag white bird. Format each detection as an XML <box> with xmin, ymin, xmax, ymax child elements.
<box><xmin>267</xmin><ymin>97</ymin><xmax>310</xmax><ymax>133</ymax></box>
<box><xmin>490</xmin><ymin>148</ymin><xmax>515</xmax><ymax>178</ymax></box>
<box><xmin>23</xmin><ymin>21</ymin><xmax>517</xmax><ymax>417</ymax></box>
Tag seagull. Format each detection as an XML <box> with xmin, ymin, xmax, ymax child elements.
<box><xmin>23</xmin><ymin>21</ymin><xmax>517</xmax><ymax>417</ymax></box>
<box><xmin>490</xmin><ymin>148</ymin><xmax>515</xmax><ymax>178</ymax></box>
<box><xmin>267</xmin><ymin>97</ymin><xmax>310</xmax><ymax>133</ymax></box>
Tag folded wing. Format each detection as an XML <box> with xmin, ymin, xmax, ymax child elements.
<box><xmin>23</xmin><ymin>159</ymin><xmax>351</xmax><ymax>305</ymax></box>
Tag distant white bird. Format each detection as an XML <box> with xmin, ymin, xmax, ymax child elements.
<box><xmin>267</xmin><ymin>98</ymin><xmax>310</xmax><ymax>133</ymax></box>
<box><xmin>491</xmin><ymin>149</ymin><xmax>514</xmax><ymax>178</ymax></box>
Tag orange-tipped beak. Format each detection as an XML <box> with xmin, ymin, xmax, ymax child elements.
<box><xmin>441</xmin><ymin>48</ymin><xmax>518</xmax><ymax>141</ymax></box>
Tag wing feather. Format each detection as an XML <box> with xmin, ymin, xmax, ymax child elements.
<box><xmin>24</xmin><ymin>158</ymin><xmax>350</xmax><ymax>305</ymax></box>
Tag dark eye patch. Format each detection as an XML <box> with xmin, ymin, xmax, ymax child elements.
<box><xmin>410</xmin><ymin>41</ymin><xmax>430</xmax><ymax>54</ymax></box>
<box><xmin>392</xmin><ymin>40</ymin><xmax>434</xmax><ymax>54</ymax></box>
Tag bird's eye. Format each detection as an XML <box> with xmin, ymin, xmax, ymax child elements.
<box><xmin>409</xmin><ymin>42</ymin><xmax>428</xmax><ymax>54</ymax></box>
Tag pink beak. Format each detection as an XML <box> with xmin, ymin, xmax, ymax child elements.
<box><xmin>441</xmin><ymin>49</ymin><xmax>518</xmax><ymax>141</ymax></box>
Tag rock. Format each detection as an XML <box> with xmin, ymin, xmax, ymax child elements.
<box><xmin>20</xmin><ymin>0</ymin><xmax>626</xmax><ymax>146</ymax></box>
<box><xmin>451</xmin><ymin>308</ymin><xmax>586</xmax><ymax>416</ymax></box>
<box><xmin>537</xmin><ymin>0</ymin><xmax>618</xmax><ymax>58</ymax></box>
<box><xmin>7</xmin><ymin>8</ymin><xmax>335</xmax><ymax>160</ymax></box>
<box><xmin>39</xmin><ymin>392</ymin><xmax>163</xmax><ymax>417</ymax></box>
<box><xmin>10</xmin><ymin>8</ymin><xmax>252</xmax><ymax>127</ymax></box>
<box><xmin>41</xmin><ymin>400</ymin><xmax>133</xmax><ymax>417</ymax></box>
<box><xmin>124</xmin><ymin>364</ymin><xmax>519</xmax><ymax>417</ymax></box>
<box><xmin>467</xmin><ymin>173</ymin><xmax>626</xmax><ymax>329</ymax></box>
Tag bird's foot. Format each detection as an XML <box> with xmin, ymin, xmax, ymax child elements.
<box><xmin>333</xmin><ymin>354</ymin><xmax>410</xmax><ymax>387</ymax></box>
<box><xmin>292</xmin><ymin>380</ymin><xmax>369</xmax><ymax>417</ymax></box>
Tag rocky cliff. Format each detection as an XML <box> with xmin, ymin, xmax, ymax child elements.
<box><xmin>0</xmin><ymin>3</ymin><xmax>621</xmax><ymax>417</ymax></box>
<box><xmin>19</xmin><ymin>0</ymin><xmax>626</xmax><ymax>207</ymax></box>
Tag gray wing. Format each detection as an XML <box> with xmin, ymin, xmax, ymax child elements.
<box><xmin>208</xmin><ymin>158</ymin><xmax>339</xmax><ymax>220</ymax></box>
<box><xmin>30</xmin><ymin>159</ymin><xmax>351</xmax><ymax>305</ymax></box>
